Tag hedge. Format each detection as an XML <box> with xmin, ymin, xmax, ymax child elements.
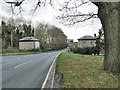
<box><xmin>71</xmin><ymin>47</ymin><xmax>100</xmax><ymax>55</ymax></box>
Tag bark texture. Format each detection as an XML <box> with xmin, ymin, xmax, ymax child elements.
<box><xmin>95</xmin><ymin>2</ymin><xmax>120</xmax><ymax>74</ymax></box>
<box><xmin>118</xmin><ymin>2</ymin><xmax>120</xmax><ymax>75</ymax></box>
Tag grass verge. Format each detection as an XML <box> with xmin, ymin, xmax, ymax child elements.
<box><xmin>0</xmin><ymin>52</ymin><xmax>41</xmax><ymax>56</ymax></box>
<box><xmin>57</xmin><ymin>52</ymin><xmax>118</xmax><ymax>88</ymax></box>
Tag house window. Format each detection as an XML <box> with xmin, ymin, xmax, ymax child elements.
<box><xmin>90</xmin><ymin>41</ymin><xmax>93</xmax><ymax>44</ymax></box>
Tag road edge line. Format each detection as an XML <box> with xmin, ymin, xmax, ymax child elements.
<box><xmin>51</xmin><ymin>61</ymin><xmax>56</xmax><ymax>88</ymax></box>
<box><xmin>41</xmin><ymin>52</ymin><xmax>61</xmax><ymax>88</ymax></box>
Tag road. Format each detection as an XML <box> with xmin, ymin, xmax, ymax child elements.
<box><xmin>2</xmin><ymin>50</ymin><xmax>65</xmax><ymax>88</ymax></box>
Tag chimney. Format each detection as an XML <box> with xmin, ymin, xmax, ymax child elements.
<box><xmin>94</xmin><ymin>34</ymin><xmax>96</xmax><ymax>37</ymax></box>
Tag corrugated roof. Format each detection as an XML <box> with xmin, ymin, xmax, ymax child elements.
<box><xmin>19</xmin><ymin>37</ymin><xmax>39</xmax><ymax>41</ymax></box>
<box><xmin>78</xmin><ymin>35</ymin><xmax>96</xmax><ymax>40</ymax></box>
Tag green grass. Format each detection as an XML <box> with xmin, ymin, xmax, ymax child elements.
<box><xmin>0</xmin><ymin>52</ymin><xmax>41</xmax><ymax>56</ymax></box>
<box><xmin>57</xmin><ymin>52</ymin><xmax>118</xmax><ymax>88</ymax></box>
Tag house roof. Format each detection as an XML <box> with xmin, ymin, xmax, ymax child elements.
<box><xmin>19</xmin><ymin>37</ymin><xmax>40</xmax><ymax>42</ymax></box>
<box><xmin>78</xmin><ymin>35</ymin><xmax>96</xmax><ymax>40</ymax></box>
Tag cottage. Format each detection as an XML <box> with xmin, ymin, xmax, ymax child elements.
<box><xmin>78</xmin><ymin>35</ymin><xmax>96</xmax><ymax>48</ymax></box>
<box><xmin>19</xmin><ymin>37</ymin><xmax>40</xmax><ymax>50</ymax></box>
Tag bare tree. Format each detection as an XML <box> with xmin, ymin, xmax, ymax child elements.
<box><xmin>35</xmin><ymin>23</ymin><xmax>67</xmax><ymax>50</ymax></box>
<box><xmin>3</xmin><ymin>0</ymin><xmax>25</xmax><ymax>14</ymax></box>
<box><xmin>55</xmin><ymin>0</ymin><xmax>120</xmax><ymax>75</ymax></box>
<box><xmin>3</xmin><ymin>0</ymin><xmax>120</xmax><ymax>75</ymax></box>
<box><xmin>56</xmin><ymin>0</ymin><xmax>97</xmax><ymax>26</ymax></box>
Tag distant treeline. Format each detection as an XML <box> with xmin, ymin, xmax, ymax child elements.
<box><xmin>35</xmin><ymin>23</ymin><xmax>67</xmax><ymax>50</ymax></box>
<box><xmin>1</xmin><ymin>18</ymin><xmax>67</xmax><ymax>50</ymax></box>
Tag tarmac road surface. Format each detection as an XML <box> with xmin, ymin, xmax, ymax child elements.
<box><xmin>2</xmin><ymin>50</ymin><xmax>65</xmax><ymax>88</ymax></box>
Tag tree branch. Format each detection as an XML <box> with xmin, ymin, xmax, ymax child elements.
<box><xmin>4</xmin><ymin>0</ymin><xmax>25</xmax><ymax>6</ymax></box>
<box><xmin>57</xmin><ymin>13</ymin><xmax>97</xmax><ymax>26</ymax></box>
<box><xmin>56</xmin><ymin>0</ymin><xmax>98</xmax><ymax>26</ymax></box>
<box><xmin>4</xmin><ymin>0</ymin><xmax>26</xmax><ymax>14</ymax></box>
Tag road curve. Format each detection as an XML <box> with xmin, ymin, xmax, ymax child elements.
<box><xmin>2</xmin><ymin>50</ymin><xmax>65</xmax><ymax>88</ymax></box>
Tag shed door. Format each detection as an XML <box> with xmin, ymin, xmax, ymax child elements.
<box><xmin>35</xmin><ymin>41</ymin><xmax>40</xmax><ymax>49</ymax></box>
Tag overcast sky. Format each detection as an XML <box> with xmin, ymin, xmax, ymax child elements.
<box><xmin>0</xmin><ymin>0</ymin><xmax>102</xmax><ymax>42</ymax></box>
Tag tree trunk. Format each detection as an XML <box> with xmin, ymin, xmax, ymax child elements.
<box><xmin>118</xmin><ymin>2</ymin><xmax>120</xmax><ymax>74</ymax></box>
<box><xmin>95</xmin><ymin>2</ymin><xmax>119</xmax><ymax>74</ymax></box>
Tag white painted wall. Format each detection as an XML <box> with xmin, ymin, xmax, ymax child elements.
<box><xmin>35</xmin><ymin>41</ymin><xmax>40</xmax><ymax>49</ymax></box>
<box><xmin>19</xmin><ymin>42</ymin><xmax>34</xmax><ymax>50</ymax></box>
<box><xmin>78</xmin><ymin>40</ymin><xmax>96</xmax><ymax>48</ymax></box>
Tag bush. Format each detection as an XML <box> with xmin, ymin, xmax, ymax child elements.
<box><xmin>2</xmin><ymin>49</ymin><xmax>20</xmax><ymax>54</ymax></box>
<box><xmin>42</xmin><ymin>48</ymin><xmax>52</xmax><ymax>52</ymax></box>
<box><xmin>85</xmin><ymin>47</ymin><xmax>93</xmax><ymax>55</ymax></box>
<box><xmin>18</xmin><ymin>48</ymin><xmax>40</xmax><ymax>52</ymax></box>
<box><xmin>80</xmin><ymin>48</ymin><xmax>86</xmax><ymax>54</ymax></box>
<box><xmin>92</xmin><ymin>47</ymin><xmax>100</xmax><ymax>55</ymax></box>
<box><xmin>28</xmin><ymin>49</ymin><xmax>40</xmax><ymax>52</ymax></box>
<box><xmin>72</xmin><ymin>47</ymin><xmax>80</xmax><ymax>53</ymax></box>
<box><xmin>72</xmin><ymin>46</ymin><xmax>100</xmax><ymax>55</ymax></box>
<box><xmin>46</xmin><ymin>48</ymin><xmax>52</xmax><ymax>51</ymax></box>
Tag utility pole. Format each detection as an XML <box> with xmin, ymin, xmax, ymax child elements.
<box><xmin>11</xmin><ymin>15</ymin><xmax>14</xmax><ymax>47</ymax></box>
<box><xmin>11</xmin><ymin>30</ymin><xmax>13</xmax><ymax>47</ymax></box>
<box><xmin>67</xmin><ymin>39</ymin><xmax>73</xmax><ymax>56</ymax></box>
<box><xmin>10</xmin><ymin>10</ymin><xmax>14</xmax><ymax>47</ymax></box>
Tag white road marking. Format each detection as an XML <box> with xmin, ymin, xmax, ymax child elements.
<box><xmin>14</xmin><ymin>60</ymin><xmax>32</xmax><ymax>68</ymax></box>
<box><xmin>51</xmin><ymin>68</ymin><xmax>55</xmax><ymax>88</ymax></box>
<box><xmin>41</xmin><ymin>52</ymin><xmax>61</xmax><ymax>88</ymax></box>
